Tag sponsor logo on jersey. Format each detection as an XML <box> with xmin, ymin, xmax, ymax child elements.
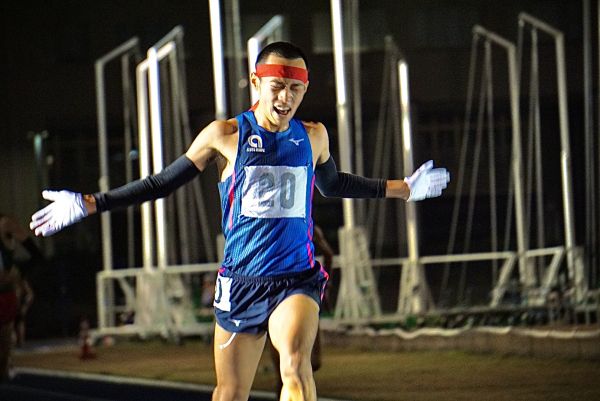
<box><xmin>289</xmin><ymin>138</ymin><xmax>304</xmax><ymax>146</ymax></box>
<box><xmin>247</xmin><ymin>134</ymin><xmax>265</xmax><ymax>153</ymax></box>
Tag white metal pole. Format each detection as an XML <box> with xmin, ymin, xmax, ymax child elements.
<box><xmin>153</xmin><ymin>26</ymin><xmax>184</xmax><ymax>52</ymax></box>
<box><xmin>151</xmin><ymin>26</ymin><xmax>188</xmax><ymax>267</ymax></box>
<box><xmin>121</xmin><ymin>54</ymin><xmax>136</xmax><ymax>269</ymax></box>
<box><xmin>556</xmin><ymin>34</ymin><xmax>579</xmax><ymax>295</ymax></box>
<box><xmin>507</xmin><ymin>39</ymin><xmax>530</xmax><ymax>290</ymax></box>
<box><xmin>226</xmin><ymin>0</ymin><xmax>246</xmax><ymax>114</ymax></box>
<box><xmin>398</xmin><ymin>60</ymin><xmax>424</xmax><ymax>313</ymax></box>
<box><xmin>331</xmin><ymin>0</ymin><xmax>355</xmax><ymax>229</ymax></box>
<box><xmin>136</xmin><ymin>61</ymin><xmax>154</xmax><ymax>271</ymax></box>
<box><xmin>209</xmin><ymin>0</ymin><xmax>228</xmax><ymax>120</ymax></box>
<box><xmin>247</xmin><ymin>37</ymin><xmax>260</xmax><ymax>105</ymax></box>
<box><xmin>148</xmin><ymin>46</ymin><xmax>169</xmax><ymax>270</ymax></box>
<box><xmin>473</xmin><ymin>25</ymin><xmax>528</xmax><ymax>287</ymax></box>
<box><xmin>518</xmin><ymin>13</ymin><xmax>581</xmax><ymax>299</ymax></box>
<box><xmin>136</xmin><ymin>42</ymin><xmax>174</xmax><ymax>270</ymax></box>
<box><xmin>168</xmin><ymin>47</ymin><xmax>191</xmax><ymax>264</ymax></box>
<box><xmin>95</xmin><ymin>64</ymin><xmax>114</xmax><ymax>274</ymax></box>
<box><xmin>95</xmin><ymin>37</ymin><xmax>139</xmax><ymax>274</ymax></box>
<box><xmin>399</xmin><ymin>61</ymin><xmax>418</xmax><ymax>256</ymax></box>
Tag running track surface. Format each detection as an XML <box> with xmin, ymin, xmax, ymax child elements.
<box><xmin>1</xmin><ymin>368</ymin><xmax>349</xmax><ymax>401</ymax></box>
<box><xmin>1</xmin><ymin>368</ymin><xmax>273</xmax><ymax>401</ymax></box>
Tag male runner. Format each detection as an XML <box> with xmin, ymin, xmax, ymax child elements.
<box><xmin>30</xmin><ymin>42</ymin><xmax>449</xmax><ymax>401</ymax></box>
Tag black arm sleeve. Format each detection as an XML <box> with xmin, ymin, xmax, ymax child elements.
<box><xmin>314</xmin><ymin>156</ymin><xmax>386</xmax><ymax>198</ymax></box>
<box><xmin>93</xmin><ymin>155</ymin><xmax>200</xmax><ymax>212</ymax></box>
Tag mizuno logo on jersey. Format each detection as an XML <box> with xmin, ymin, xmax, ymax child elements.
<box><xmin>247</xmin><ymin>134</ymin><xmax>265</xmax><ymax>153</ymax></box>
<box><xmin>289</xmin><ymin>138</ymin><xmax>304</xmax><ymax>146</ymax></box>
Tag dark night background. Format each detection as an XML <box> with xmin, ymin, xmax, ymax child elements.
<box><xmin>0</xmin><ymin>0</ymin><xmax>592</xmax><ymax>338</ymax></box>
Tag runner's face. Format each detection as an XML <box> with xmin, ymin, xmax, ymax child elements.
<box><xmin>253</xmin><ymin>55</ymin><xmax>308</xmax><ymax>131</ymax></box>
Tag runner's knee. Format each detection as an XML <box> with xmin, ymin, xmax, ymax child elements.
<box><xmin>280</xmin><ymin>350</ymin><xmax>313</xmax><ymax>392</ymax></box>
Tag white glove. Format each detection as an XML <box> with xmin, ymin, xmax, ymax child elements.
<box><xmin>404</xmin><ymin>160</ymin><xmax>450</xmax><ymax>202</ymax></box>
<box><xmin>30</xmin><ymin>190</ymin><xmax>89</xmax><ymax>237</ymax></box>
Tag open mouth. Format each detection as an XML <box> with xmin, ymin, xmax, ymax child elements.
<box><xmin>274</xmin><ymin>105</ymin><xmax>291</xmax><ymax>116</ymax></box>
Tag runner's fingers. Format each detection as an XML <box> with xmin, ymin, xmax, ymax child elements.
<box><xmin>30</xmin><ymin>203</ymin><xmax>55</xmax><ymax>227</ymax></box>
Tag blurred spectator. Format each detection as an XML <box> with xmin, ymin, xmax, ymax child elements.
<box><xmin>14</xmin><ymin>276</ymin><xmax>34</xmax><ymax>348</ymax></box>
<box><xmin>0</xmin><ymin>214</ymin><xmax>43</xmax><ymax>381</ymax></box>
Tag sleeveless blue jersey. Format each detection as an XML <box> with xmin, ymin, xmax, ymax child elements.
<box><xmin>217</xmin><ymin>111</ymin><xmax>316</xmax><ymax>276</ymax></box>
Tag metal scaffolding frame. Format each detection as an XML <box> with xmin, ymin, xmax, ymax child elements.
<box><xmin>95</xmin><ymin>26</ymin><xmax>217</xmax><ymax>337</ymax></box>
<box><xmin>95</xmin><ymin>37</ymin><xmax>142</xmax><ymax>329</ymax></box>
<box><xmin>330</xmin><ymin>0</ymin><xmax>383</xmax><ymax>322</ymax></box>
<box><xmin>91</xmin><ymin>4</ymin><xmax>596</xmax><ymax>334</ymax></box>
<box><xmin>518</xmin><ymin>13</ymin><xmax>586</xmax><ymax>303</ymax></box>
<box><xmin>95</xmin><ymin>37</ymin><xmax>141</xmax><ymax>273</ymax></box>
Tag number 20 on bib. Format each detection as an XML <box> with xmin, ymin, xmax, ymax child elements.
<box><xmin>241</xmin><ymin>165</ymin><xmax>307</xmax><ymax>219</ymax></box>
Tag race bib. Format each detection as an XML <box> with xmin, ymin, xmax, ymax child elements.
<box><xmin>241</xmin><ymin>165</ymin><xmax>307</xmax><ymax>218</ymax></box>
<box><xmin>213</xmin><ymin>275</ymin><xmax>232</xmax><ymax>312</ymax></box>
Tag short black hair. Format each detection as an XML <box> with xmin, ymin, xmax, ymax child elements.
<box><xmin>255</xmin><ymin>41</ymin><xmax>309</xmax><ymax>70</ymax></box>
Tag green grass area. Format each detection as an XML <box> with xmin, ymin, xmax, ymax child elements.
<box><xmin>13</xmin><ymin>339</ymin><xmax>600</xmax><ymax>400</ymax></box>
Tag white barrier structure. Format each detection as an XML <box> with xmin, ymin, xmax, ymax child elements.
<box><xmin>92</xmin><ymin>7</ymin><xmax>592</xmax><ymax>337</ymax></box>
<box><xmin>517</xmin><ymin>13</ymin><xmax>586</xmax><ymax>304</ymax></box>
<box><xmin>428</xmin><ymin>22</ymin><xmax>585</xmax><ymax>315</ymax></box>
<box><xmin>94</xmin><ymin>27</ymin><xmax>217</xmax><ymax>340</ymax></box>
<box><xmin>330</xmin><ymin>0</ymin><xmax>382</xmax><ymax>323</ymax></box>
<box><xmin>338</xmin><ymin>20</ymin><xmax>587</xmax><ymax>327</ymax></box>
<box><xmin>443</xmin><ymin>25</ymin><xmax>529</xmax><ymax>309</ymax></box>
<box><xmin>95</xmin><ymin>37</ymin><xmax>141</xmax><ymax>328</ymax></box>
